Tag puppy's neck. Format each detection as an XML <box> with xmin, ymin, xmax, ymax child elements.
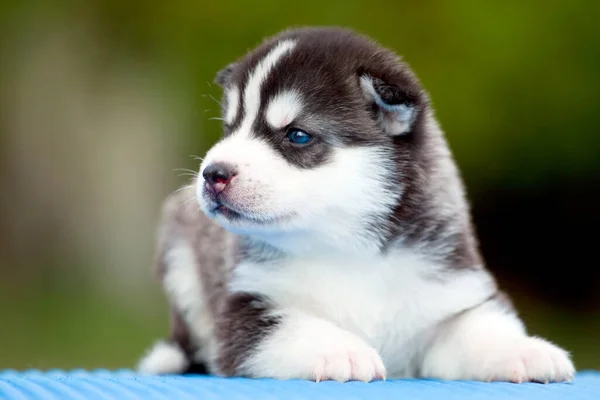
<box><xmin>239</xmin><ymin>226</ymin><xmax>385</xmax><ymax>262</ymax></box>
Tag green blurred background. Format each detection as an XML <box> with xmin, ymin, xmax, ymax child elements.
<box><xmin>1</xmin><ymin>0</ymin><xmax>599</xmax><ymax>371</ymax></box>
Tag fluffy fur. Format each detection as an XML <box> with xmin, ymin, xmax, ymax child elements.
<box><xmin>138</xmin><ymin>341</ymin><xmax>189</xmax><ymax>375</ymax></box>
<box><xmin>138</xmin><ymin>27</ymin><xmax>575</xmax><ymax>383</ymax></box>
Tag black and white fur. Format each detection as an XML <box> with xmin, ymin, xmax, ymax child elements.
<box><xmin>137</xmin><ymin>27</ymin><xmax>575</xmax><ymax>383</ymax></box>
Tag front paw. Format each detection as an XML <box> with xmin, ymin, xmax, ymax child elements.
<box><xmin>234</xmin><ymin>312</ymin><xmax>387</xmax><ymax>382</ymax></box>
<box><xmin>312</xmin><ymin>342</ymin><xmax>386</xmax><ymax>383</ymax></box>
<box><xmin>483</xmin><ymin>337</ymin><xmax>575</xmax><ymax>383</ymax></box>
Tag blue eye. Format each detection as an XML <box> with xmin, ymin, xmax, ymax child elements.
<box><xmin>287</xmin><ymin>129</ymin><xmax>313</xmax><ymax>145</ymax></box>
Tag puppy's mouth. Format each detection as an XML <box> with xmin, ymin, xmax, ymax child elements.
<box><xmin>207</xmin><ymin>196</ymin><xmax>268</xmax><ymax>225</ymax></box>
<box><xmin>200</xmin><ymin>183</ymin><xmax>294</xmax><ymax>226</ymax></box>
<box><xmin>212</xmin><ymin>202</ymin><xmax>245</xmax><ymax>221</ymax></box>
<box><xmin>208</xmin><ymin>198</ymin><xmax>293</xmax><ymax>227</ymax></box>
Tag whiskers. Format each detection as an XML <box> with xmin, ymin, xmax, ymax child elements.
<box><xmin>202</xmin><ymin>93</ymin><xmax>222</xmax><ymax>107</ymax></box>
<box><xmin>173</xmin><ymin>156</ymin><xmax>204</xmax><ymax>180</ymax></box>
<box><xmin>164</xmin><ymin>183</ymin><xmax>194</xmax><ymax>203</ymax></box>
<box><xmin>173</xmin><ymin>168</ymin><xmax>199</xmax><ymax>179</ymax></box>
<box><xmin>169</xmin><ymin>156</ymin><xmax>208</xmax><ymax>216</ymax></box>
<box><xmin>182</xmin><ymin>194</ymin><xmax>201</xmax><ymax>212</ymax></box>
<box><xmin>202</xmin><ymin>89</ymin><xmax>227</xmax><ymax>124</ymax></box>
<box><xmin>170</xmin><ymin>183</ymin><xmax>194</xmax><ymax>196</ymax></box>
<box><xmin>163</xmin><ymin>183</ymin><xmax>203</xmax><ymax>216</ymax></box>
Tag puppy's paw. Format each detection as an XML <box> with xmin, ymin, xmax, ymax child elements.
<box><xmin>137</xmin><ymin>340</ymin><xmax>189</xmax><ymax>375</ymax></box>
<box><xmin>240</xmin><ymin>313</ymin><xmax>386</xmax><ymax>382</ymax></box>
<box><xmin>483</xmin><ymin>337</ymin><xmax>575</xmax><ymax>383</ymax></box>
<box><xmin>313</xmin><ymin>341</ymin><xmax>386</xmax><ymax>382</ymax></box>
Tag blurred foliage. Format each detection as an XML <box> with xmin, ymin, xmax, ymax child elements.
<box><xmin>4</xmin><ymin>0</ymin><xmax>598</xmax><ymax>188</ymax></box>
<box><xmin>1</xmin><ymin>0</ymin><xmax>599</xmax><ymax>371</ymax></box>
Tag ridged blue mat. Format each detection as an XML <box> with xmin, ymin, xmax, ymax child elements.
<box><xmin>0</xmin><ymin>370</ymin><xmax>599</xmax><ymax>400</ymax></box>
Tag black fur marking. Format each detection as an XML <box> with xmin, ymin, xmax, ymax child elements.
<box><xmin>251</xmin><ymin>120</ymin><xmax>333</xmax><ymax>169</ymax></box>
<box><xmin>215</xmin><ymin>293</ymin><xmax>280</xmax><ymax>376</ymax></box>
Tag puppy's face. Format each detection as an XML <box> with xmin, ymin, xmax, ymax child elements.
<box><xmin>197</xmin><ymin>28</ymin><xmax>426</xmax><ymax>242</ymax></box>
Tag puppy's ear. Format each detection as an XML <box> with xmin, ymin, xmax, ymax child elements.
<box><xmin>359</xmin><ymin>74</ymin><xmax>420</xmax><ymax>136</ymax></box>
<box><xmin>215</xmin><ymin>63</ymin><xmax>237</xmax><ymax>87</ymax></box>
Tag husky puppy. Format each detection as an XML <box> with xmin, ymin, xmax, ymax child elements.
<box><xmin>137</xmin><ymin>27</ymin><xmax>575</xmax><ymax>383</ymax></box>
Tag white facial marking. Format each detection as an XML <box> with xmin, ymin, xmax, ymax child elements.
<box><xmin>266</xmin><ymin>90</ymin><xmax>303</xmax><ymax>129</ymax></box>
<box><xmin>236</xmin><ymin>39</ymin><xmax>297</xmax><ymax>138</ymax></box>
<box><xmin>360</xmin><ymin>75</ymin><xmax>415</xmax><ymax>136</ymax></box>
<box><xmin>200</xmin><ymin>135</ymin><xmax>399</xmax><ymax>254</ymax></box>
<box><xmin>224</xmin><ymin>86</ymin><xmax>239</xmax><ymax>125</ymax></box>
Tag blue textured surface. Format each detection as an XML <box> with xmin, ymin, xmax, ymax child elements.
<box><xmin>0</xmin><ymin>370</ymin><xmax>598</xmax><ymax>400</ymax></box>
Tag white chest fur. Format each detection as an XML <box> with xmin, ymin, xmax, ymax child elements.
<box><xmin>229</xmin><ymin>248</ymin><xmax>497</xmax><ymax>376</ymax></box>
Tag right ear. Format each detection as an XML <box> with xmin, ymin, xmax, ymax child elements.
<box><xmin>359</xmin><ymin>74</ymin><xmax>420</xmax><ymax>136</ymax></box>
<box><xmin>214</xmin><ymin>63</ymin><xmax>237</xmax><ymax>87</ymax></box>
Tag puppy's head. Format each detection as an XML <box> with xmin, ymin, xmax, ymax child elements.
<box><xmin>197</xmin><ymin>27</ymin><xmax>430</xmax><ymax>250</ymax></box>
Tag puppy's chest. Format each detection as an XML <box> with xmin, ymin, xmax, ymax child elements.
<box><xmin>273</xmin><ymin>257</ymin><xmax>431</xmax><ymax>329</ymax></box>
<box><xmin>231</xmin><ymin>250</ymin><xmax>495</xmax><ymax>372</ymax></box>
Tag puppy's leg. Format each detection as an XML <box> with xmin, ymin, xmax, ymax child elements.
<box><xmin>138</xmin><ymin>308</ymin><xmax>205</xmax><ymax>374</ymax></box>
<box><xmin>215</xmin><ymin>293</ymin><xmax>386</xmax><ymax>382</ymax></box>
<box><xmin>420</xmin><ymin>293</ymin><xmax>575</xmax><ymax>383</ymax></box>
<box><xmin>138</xmin><ymin>185</ymin><xmax>219</xmax><ymax>375</ymax></box>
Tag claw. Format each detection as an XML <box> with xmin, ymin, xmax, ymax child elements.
<box><xmin>314</xmin><ymin>372</ymin><xmax>323</xmax><ymax>383</ymax></box>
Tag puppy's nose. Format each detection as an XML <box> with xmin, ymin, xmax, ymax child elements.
<box><xmin>202</xmin><ymin>163</ymin><xmax>235</xmax><ymax>195</ymax></box>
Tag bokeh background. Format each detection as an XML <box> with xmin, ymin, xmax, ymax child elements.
<box><xmin>1</xmin><ymin>0</ymin><xmax>599</xmax><ymax>371</ymax></box>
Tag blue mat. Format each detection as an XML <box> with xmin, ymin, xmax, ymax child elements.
<box><xmin>0</xmin><ymin>370</ymin><xmax>598</xmax><ymax>400</ymax></box>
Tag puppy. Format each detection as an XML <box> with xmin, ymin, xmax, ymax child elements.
<box><xmin>137</xmin><ymin>27</ymin><xmax>575</xmax><ymax>383</ymax></box>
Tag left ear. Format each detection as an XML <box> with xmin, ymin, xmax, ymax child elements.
<box><xmin>215</xmin><ymin>62</ymin><xmax>238</xmax><ymax>87</ymax></box>
<box><xmin>359</xmin><ymin>74</ymin><xmax>419</xmax><ymax>136</ymax></box>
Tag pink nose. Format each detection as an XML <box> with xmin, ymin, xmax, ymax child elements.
<box><xmin>205</xmin><ymin>181</ymin><xmax>227</xmax><ymax>195</ymax></box>
<box><xmin>202</xmin><ymin>163</ymin><xmax>235</xmax><ymax>195</ymax></box>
